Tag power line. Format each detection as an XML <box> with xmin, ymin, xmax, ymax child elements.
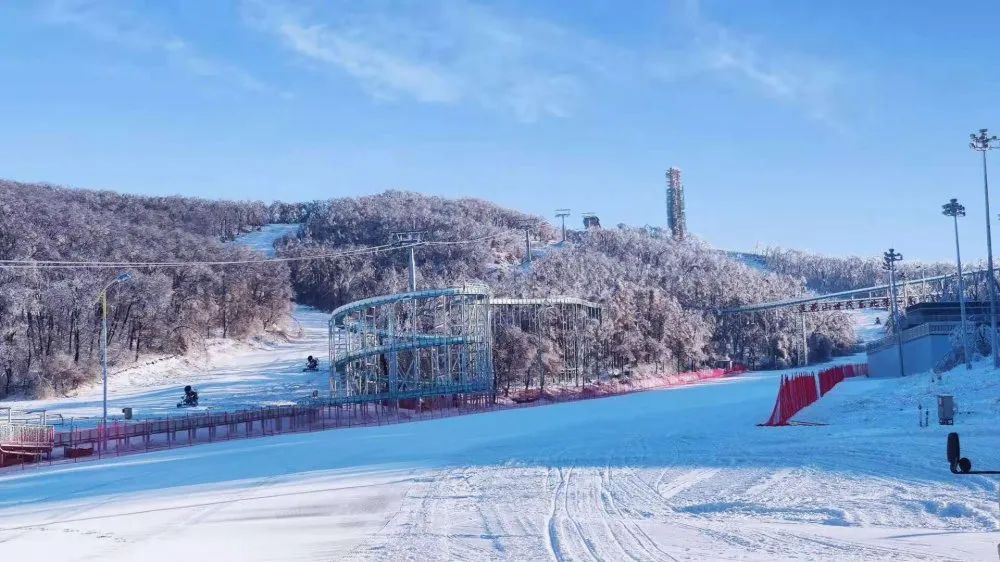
<box><xmin>0</xmin><ymin>231</ymin><xmax>508</xmax><ymax>270</ymax></box>
<box><xmin>0</xmin><ymin>243</ymin><xmax>403</xmax><ymax>269</ymax></box>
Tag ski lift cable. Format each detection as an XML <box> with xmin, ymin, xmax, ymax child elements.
<box><xmin>0</xmin><ymin>243</ymin><xmax>402</xmax><ymax>268</ymax></box>
<box><xmin>0</xmin><ymin>231</ymin><xmax>507</xmax><ymax>269</ymax></box>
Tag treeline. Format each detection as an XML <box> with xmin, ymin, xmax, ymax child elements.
<box><xmin>0</xmin><ymin>181</ymin><xmax>292</xmax><ymax>397</ymax></box>
<box><xmin>1</xmin><ymin>183</ymin><xmax>871</xmax><ymax>399</ymax></box>
<box><xmin>277</xmin><ymin>191</ymin><xmax>554</xmax><ymax>310</ymax></box>
<box><xmin>761</xmin><ymin>247</ymin><xmax>954</xmax><ymax>294</ymax></box>
<box><xmin>278</xmin><ymin>192</ymin><xmax>856</xmax><ymax>395</ymax></box>
<box><xmin>497</xmin><ymin>229</ymin><xmax>855</xmax><ymax>375</ymax></box>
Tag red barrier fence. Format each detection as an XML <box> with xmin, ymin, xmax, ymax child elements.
<box><xmin>760</xmin><ymin>362</ymin><xmax>868</xmax><ymax>426</ymax></box>
<box><xmin>818</xmin><ymin>363</ymin><xmax>869</xmax><ymax>397</ymax></box>
<box><xmin>724</xmin><ymin>364</ymin><xmax>748</xmax><ymax>376</ymax></box>
<box><xmin>759</xmin><ymin>373</ymin><xmax>818</xmax><ymax>426</ymax></box>
<box><xmin>3</xmin><ymin>365</ymin><xmax>750</xmax><ymax>472</ymax></box>
<box><xmin>512</xmin><ymin>367</ymin><xmax>729</xmax><ymax>403</ymax></box>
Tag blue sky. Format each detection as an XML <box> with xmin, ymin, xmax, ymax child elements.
<box><xmin>1</xmin><ymin>0</ymin><xmax>998</xmax><ymax>262</ymax></box>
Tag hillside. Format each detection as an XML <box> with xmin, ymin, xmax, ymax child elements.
<box><xmin>277</xmin><ymin>191</ymin><xmax>857</xmax><ymax>394</ymax></box>
<box><xmin>0</xmin><ymin>181</ymin><xmax>292</xmax><ymax>398</ymax></box>
<box><xmin>2</xmin><ymin>184</ymin><xmax>865</xmax><ymax>399</ymax></box>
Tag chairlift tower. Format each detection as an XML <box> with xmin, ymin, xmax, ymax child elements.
<box><xmin>555</xmin><ymin>209</ymin><xmax>571</xmax><ymax>243</ymax></box>
<box><xmin>392</xmin><ymin>231</ymin><xmax>424</xmax><ymax>291</ymax></box>
<box><xmin>518</xmin><ymin>220</ymin><xmax>535</xmax><ymax>265</ymax></box>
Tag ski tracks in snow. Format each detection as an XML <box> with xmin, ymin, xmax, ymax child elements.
<box><xmin>342</xmin><ymin>452</ymin><xmax>986</xmax><ymax>561</ymax></box>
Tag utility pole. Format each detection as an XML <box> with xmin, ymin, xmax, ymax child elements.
<box><xmin>555</xmin><ymin>209</ymin><xmax>571</xmax><ymax>244</ymax></box>
<box><xmin>800</xmin><ymin>313</ymin><xmax>808</xmax><ymax>367</ymax></box>
<box><xmin>883</xmin><ymin>249</ymin><xmax>905</xmax><ymax>377</ymax></box>
<box><xmin>971</xmin><ymin>128</ymin><xmax>1000</xmax><ymax>367</ymax></box>
<box><xmin>99</xmin><ymin>272</ymin><xmax>131</xmax><ymax>453</ymax></box>
<box><xmin>943</xmin><ymin>198</ymin><xmax>972</xmax><ymax>370</ymax></box>
<box><xmin>392</xmin><ymin>232</ymin><xmax>424</xmax><ymax>292</ymax></box>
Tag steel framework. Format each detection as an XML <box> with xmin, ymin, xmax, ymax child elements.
<box><xmin>328</xmin><ymin>288</ymin><xmax>604</xmax><ymax>404</ymax></box>
<box><xmin>492</xmin><ymin>296</ymin><xmax>602</xmax><ymax>385</ymax></box>
<box><xmin>720</xmin><ymin>267</ymin><xmax>997</xmax><ymax>314</ymax></box>
<box><xmin>329</xmin><ymin>284</ymin><xmax>494</xmax><ymax>404</ymax></box>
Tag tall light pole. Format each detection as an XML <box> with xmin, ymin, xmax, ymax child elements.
<box><xmin>884</xmin><ymin>248</ymin><xmax>905</xmax><ymax>377</ymax></box>
<box><xmin>99</xmin><ymin>272</ymin><xmax>131</xmax><ymax>451</ymax></box>
<box><xmin>555</xmin><ymin>209</ymin><xmax>571</xmax><ymax>244</ymax></box>
<box><xmin>970</xmin><ymin>128</ymin><xmax>1000</xmax><ymax>367</ymax></box>
<box><xmin>943</xmin><ymin>198</ymin><xmax>972</xmax><ymax>370</ymax></box>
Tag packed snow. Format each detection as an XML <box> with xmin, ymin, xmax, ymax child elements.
<box><xmin>228</xmin><ymin>223</ymin><xmax>299</xmax><ymax>257</ymax></box>
<box><xmin>6</xmin><ymin>305</ymin><xmax>329</xmax><ymax>426</ymax></box>
<box><xmin>1</xmin><ymin>229</ymin><xmax>997</xmax><ymax>560</ymax></box>
<box><xmin>2</xmin><ymin>353</ymin><xmax>998</xmax><ymax>560</ymax></box>
<box><xmin>852</xmin><ymin>309</ymin><xmax>888</xmax><ymax>345</ymax></box>
<box><xmin>3</xmin><ymin>225</ymin><xmax>327</xmax><ymax>427</ymax></box>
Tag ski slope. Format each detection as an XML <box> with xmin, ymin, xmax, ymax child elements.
<box><xmin>3</xmin><ymin>225</ymin><xmax>329</xmax><ymax>426</ymax></box>
<box><xmin>2</xmin><ymin>357</ymin><xmax>998</xmax><ymax>561</ymax></box>
<box><xmin>1</xmin><ymin>230</ymin><xmax>996</xmax><ymax>560</ymax></box>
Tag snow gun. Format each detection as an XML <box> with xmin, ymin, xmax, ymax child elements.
<box><xmin>947</xmin><ymin>433</ymin><xmax>1000</xmax><ymax>475</ymax></box>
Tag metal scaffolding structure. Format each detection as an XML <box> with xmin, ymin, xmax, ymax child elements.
<box><xmin>492</xmin><ymin>296</ymin><xmax>603</xmax><ymax>385</ymax></box>
<box><xmin>328</xmin><ymin>287</ymin><xmax>604</xmax><ymax>404</ymax></box>
<box><xmin>329</xmin><ymin>284</ymin><xmax>494</xmax><ymax>404</ymax></box>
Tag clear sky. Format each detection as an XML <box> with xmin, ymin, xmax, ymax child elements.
<box><xmin>1</xmin><ymin>0</ymin><xmax>998</xmax><ymax>262</ymax></box>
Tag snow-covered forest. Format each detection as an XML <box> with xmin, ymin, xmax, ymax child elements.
<box><xmin>279</xmin><ymin>191</ymin><xmax>858</xmax><ymax>394</ymax></box>
<box><xmin>0</xmin><ymin>181</ymin><xmax>293</xmax><ymax>397</ymax></box>
<box><xmin>761</xmin><ymin>247</ymin><xmax>954</xmax><ymax>294</ymax></box>
<box><xmin>1</xmin><ymin>185</ymin><xmax>888</xmax><ymax>399</ymax></box>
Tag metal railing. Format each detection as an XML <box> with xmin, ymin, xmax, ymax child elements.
<box><xmin>867</xmin><ymin>322</ymin><xmax>959</xmax><ymax>354</ymax></box>
<box><xmin>0</xmin><ymin>423</ymin><xmax>55</xmax><ymax>452</ymax></box>
<box><xmin>1</xmin><ymin>366</ymin><xmax>739</xmax><ymax>473</ymax></box>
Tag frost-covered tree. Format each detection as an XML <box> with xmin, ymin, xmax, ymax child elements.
<box><xmin>278</xmin><ymin>192</ymin><xmax>857</xmax><ymax>393</ymax></box>
<box><xmin>0</xmin><ymin>181</ymin><xmax>292</xmax><ymax>397</ymax></box>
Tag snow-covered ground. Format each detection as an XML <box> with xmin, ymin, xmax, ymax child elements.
<box><xmin>1</xmin><ymin>224</ymin><xmax>328</xmax><ymax>426</ymax></box>
<box><xmin>1</xmin><ymin>235</ymin><xmax>996</xmax><ymax>560</ymax></box>
<box><xmin>2</xmin><ymin>356</ymin><xmax>997</xmax><ymax>560</ymax></box>
<box><xmin>228</xmin><ymin>223</ymin><xmax>299</xmax><ymax>257</ymax></box>
<box><xmin>852</xmin><ymin>309</ymin><xmax>888</xmax><ymax>345</ymax></box>
<box><xmin>6</xmin><ymin>305</ymin><xmax>328</xmax><ymax>426</ymax></box>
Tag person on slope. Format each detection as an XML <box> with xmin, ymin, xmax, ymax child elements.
<box><xmin>178</xmin><ymin>385</ymin><xmax>199</xmax><ymax>407</ymax></box>
<box><xmin>304</xmin><ymin>356</ymin><xmax>319</xmax><ymax>372</ymax></box>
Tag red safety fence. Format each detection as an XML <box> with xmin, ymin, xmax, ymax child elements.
<box><xmin>724</xmin><ymin>363</ymin><xmax>748</xmax><ymax>376</ymax></box>
<box><xmin>663</xmin><ymin>367</ymin><xmax>726</xmax><ymax>385</ymax></box>
<box><xmin>818</xmin><ymin>363</ymin><xmax>869</xmax><ymax>397</ymax></box>
<box><xmin>511</xmin><ymin>367</ymin><xmax>730</xmax><ymax>403</ymax></box>
<box><xmin>3</xmin><ymin>365</ymin><xmax>752</xmax><ymax>473</ymax></box>
<box><xmin>759</xmin><ymin>373</ymin><xmax>818</xmax><ymax>426</ymax></box>
<box><xmin>760</xmin><ymin>362</ymin><xmax>868</xmax><ymax>426</ymax></box>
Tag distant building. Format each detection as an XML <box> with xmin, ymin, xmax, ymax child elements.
<box><xmin>665</xmin><ymin>167</ymin><xmax>686</xmax><ymax>240</ymax></box>
<box><xmin>867</xmin><ymin>301</ymin><xmax>988</xmax><ymax>377</ymax></box>
<box><xmin>582</xmin><ymin>213</ymin><xmax>601</xmax><ymax>230</ymax></box>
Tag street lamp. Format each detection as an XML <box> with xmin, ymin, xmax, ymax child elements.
<box><xmin>970</xmin><ymin>128</ymin><xmax>999</xmax><ymax>367</ymax></box>
<box><xmin>883</xmin><ymin>248</ymin><xmax>905</xmax><ymax>377</ymax></box>
<box><xmin>99</xmin><ymin>272</ymin><xmax>131</xmax><ymax>452</ymax></box>
<box><xmin>943</xmin><ymin>198</ymin><xmax>971</xmax><ymax>370</ymax></box>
